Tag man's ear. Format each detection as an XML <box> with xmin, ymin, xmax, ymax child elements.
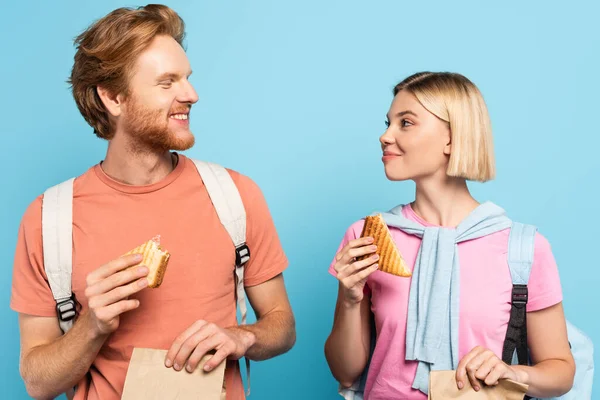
<box><xmin>97</xmin><ymin>86</ymin><xmax>124</xmax><ymax>117</ymax></box>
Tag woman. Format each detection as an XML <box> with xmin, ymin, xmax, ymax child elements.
<box><xmin>324</xmin><ymin>72</ymin><xmax>575</xmax><ymax>399</ymax></box>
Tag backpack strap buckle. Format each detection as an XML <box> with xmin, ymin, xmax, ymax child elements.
<box><xmin>56</xmin><ymin>296</ymin><xmax>77</xmax><ymax>322</ymax></box>
<box><xmin>235</xmin><ymin>243</ymin><xmax>250</xmax><ymax>267</ymax></box>
<box><xmin>511</xmin><ymin>284</ymin><xmax>528</xmax><ymax>308</ymax></box>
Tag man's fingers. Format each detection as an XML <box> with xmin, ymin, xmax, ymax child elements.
<box><xmin>185</xmin><ymin>334</ymin><xmax>227</xmax><ymax>372</ymax></box>
<box><xmin>165</xmin><ymin>320</ymin><xmax>208</xmax><ymax>368</ymax></box>
<box><xmin>172</xmin><ymin>323</ymin><xmax>218</xmax><ymax>371</ymax></box>
<box><xmin>88</xmin><ymin>277</ymin><xmax>149</xmax><ymax>309</ymax></box>
<box><xmin>86</xmin><ymin>265</ymin><xmax>149</xmax><ymax>298</ymax></box>
<box><xmin>203</xmin><ymin>346</ymin><xmax>233</xmax><ymax>372</ymax></box>
<box><xmin>94</xmin><ymin>299</ymin><xmax>140</xmax><ymax>322</ymax></box>
<box><xmin>87</xmin><ymin>254</ymin><xmax>143</xmax><ymax>284</ymax></box>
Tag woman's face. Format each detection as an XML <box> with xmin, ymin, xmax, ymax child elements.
<box><xmin>379</xmin><ymin>90</ymin><xmax>452</xmax><ymax>182</ymax></box>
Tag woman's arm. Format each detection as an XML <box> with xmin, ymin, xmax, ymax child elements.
<box><xmin>325</xmin><ymin>284</ymin><xmax>372</xmax><ymax>387</ymax></box>
<box><xmin>512</xmin><ymin>302</ymin><xmax>575</xmax><ymax>397</ymax></box>
<box><xmin>325</xmin><ymin>236</ymin><xmax>379</xmax><ymax>387</ymax></box>
<box><xmin>456</xmin><ymin>302</ymin><xmax>575</xmax><ymax>397</ymax></box>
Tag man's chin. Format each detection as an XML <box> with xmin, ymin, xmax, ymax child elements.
<box><xmin>167</xmin><ymin>131</ymin><xmax>195</xmax><ymax>151</ymax></box>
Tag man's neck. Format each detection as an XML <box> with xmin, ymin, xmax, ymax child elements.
<box><xmin>101</xmin><ymin>137</ymin><xmax>177</xmax><ymax>186</ymax></box>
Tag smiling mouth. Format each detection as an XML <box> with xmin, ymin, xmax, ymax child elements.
<box><xmin>169</xmin><ymin>113</ymin><xmax>188</xmax><ymax>120</ymax></box>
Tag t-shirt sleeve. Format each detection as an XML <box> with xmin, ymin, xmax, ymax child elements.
<box><xmin>526</xmin><ymin>232</ymin><xmax>563</xmax><ymax>312</ymax></box>
<box><xmin>231</xmin><ymin>171</ymin><xmax>288</xmax><ymax>287</ymax></box>
<box><xmin>10</xmin><ymin>196</ymin><xmax>57</xmax><ymax>317</ymax></box>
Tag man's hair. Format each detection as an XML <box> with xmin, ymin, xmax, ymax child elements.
<box><xmin>68</xmin><ymin>4</ymin><xmax>185</xmax><ymax>139</ymax></box>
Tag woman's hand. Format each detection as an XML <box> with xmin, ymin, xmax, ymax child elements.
<box><xmin>456</xmin><ymin>346</ymin><xmax>528</xmax><ymax>391</ymax></box>
<box><xmin>333</xmin><ymin>237</ymin><xmax>379</xmax><ymax>305</ymax></box>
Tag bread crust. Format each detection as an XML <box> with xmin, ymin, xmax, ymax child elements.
<box><xmin>124</xmin><ymin>238</ymin><xmax>170</xmax><ymax>288</ymax></box>
<box><xmin>358</xmin><ymin>214</ymin><xmax>411</xmax><ymax>277</ymax></box>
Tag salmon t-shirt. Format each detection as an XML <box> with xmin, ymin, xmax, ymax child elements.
<box><xmin>329</xmin><ymin>204</ymin><xmax>563</xmax><ymax>399</ymax></box>
<box><xmin>11</xmin><ymin>154</ymin><xmax>288</xmax><ymax>400</ymax></box>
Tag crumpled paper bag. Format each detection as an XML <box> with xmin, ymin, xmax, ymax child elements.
<box><xmin>121</xmin><ymin>347</ymin><xmax>226</xmax><ymax>400</ymax></box>
<box><xmin>428</xmin><ymin>370</ymin><xmax>529</xmax><ymax>400</ymax></box>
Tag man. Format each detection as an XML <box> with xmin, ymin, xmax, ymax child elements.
<box><xmin>10</xmin><ymin>4</ymin><xmax>295</xmax><ymax>400</ymax></box>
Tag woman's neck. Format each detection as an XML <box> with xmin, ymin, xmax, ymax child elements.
<box><xmin>411</xmin><ymin>175</ymin><xmax>479</xmax><ymax>227</ymax></box>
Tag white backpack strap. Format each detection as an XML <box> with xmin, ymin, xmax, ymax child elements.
<box><xmin>191</xmin><ymin>159</ymin><xmax>252</xmax><ymax>395</ymax></box>
<box><xmin>191</xmin><ymin>160</ymin><xmax>249</xmax><ymax>321</ymax></box>
<box><xmin>42</xmin><ymin>178</ymin><xmax>76</xmax><ymax>334</ymax></box>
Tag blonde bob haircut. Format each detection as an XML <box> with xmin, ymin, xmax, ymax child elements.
<box><xmin>394</xmin><ymin>72</ymin><xmax>495</xmax><ymax>182</ymax></box>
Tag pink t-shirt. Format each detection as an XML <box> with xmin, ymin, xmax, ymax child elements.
<box><xmin>329</xmin><ymin>204</ymin><xmax>563</xmax><ymax>399</ymax></box>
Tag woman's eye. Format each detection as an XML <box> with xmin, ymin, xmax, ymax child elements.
<box><xmin>385</xmin><ymin>120</ymin><xmax>390</xmax><ymax>128</ymax></box>
<box><xmin>401</xmin><ymin>119</ymin><xmax>413</xmax><ymax>128</ymax></box>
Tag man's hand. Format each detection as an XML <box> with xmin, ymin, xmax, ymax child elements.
<box><xmin>165</xmin><ymin>320</ymin><xmax>256</xmax><ymax>373</ymax></box>
<box><xmin>83</xmin><ymin>253</ymin><xmax>149</xmax><ymax>337</ymax></box>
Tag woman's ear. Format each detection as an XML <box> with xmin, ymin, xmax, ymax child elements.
<box><xmin>443</xmin><ymin>127</ymin><xmax>452</xmax><ymax>155</ymax></box>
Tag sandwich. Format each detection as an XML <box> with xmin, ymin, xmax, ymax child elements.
<box><xmin>124</xmin><ymin>236</ymin><xmax>171</xmax><ymax>288</ymax></box>
<box><xmin>358</xmin><ymin>214</ymin><xmax>411</xmax><ymax>277</ymax></box>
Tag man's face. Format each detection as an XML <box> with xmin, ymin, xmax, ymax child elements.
<box><xmin>120</xmin><ymin>34</ymin><xmax>199</xmax><ymax>152</ymax></box>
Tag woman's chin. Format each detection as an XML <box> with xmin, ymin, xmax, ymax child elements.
<box><xmin>384</xmin><ymin>168</ymin><xmax>411</xmax><ymax>182</ymax></box>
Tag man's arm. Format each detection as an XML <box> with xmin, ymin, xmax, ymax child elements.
<box><xmin>231</xmin><ymin>273</ymin><xmax>296</xmax><ymax>361</ymax></box>
<box><xmin>165</xmin><ymin>273</ymin><xmax>296</xmax><ymax>372</ymax></box>
<box><xmin>18</xmin><ymin>254</ymin><xmax>150</xmax><ymax>399</ymax></box>
<box><xmin>18</xmin><ymin>313</ymin><xmax>107</xmax><ymax>400</ymax></box>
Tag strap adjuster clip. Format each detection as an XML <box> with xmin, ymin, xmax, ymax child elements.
<box><xmin>511</xmin><ymin>284</ymin><xmax>528</xmax><ymax>308</ymax></box>
<box><xmin>235</xmin><ymin>244</ymin><xmax>250</xmax><ymax>267</ymax></box>
<box><xmin>56</xmin><ymin>297</ymin><xmax>77</xmax><ymax>322</ymax></box>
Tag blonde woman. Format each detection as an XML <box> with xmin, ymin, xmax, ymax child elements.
<box><xmin>324</xmin><ymin>72</ymin><xmax>575</xmax><ymax>399</ymax></box>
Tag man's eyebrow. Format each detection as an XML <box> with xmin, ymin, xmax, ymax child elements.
<box><xmin>156</xmin><ymin>70</ymin><xmax>193</xmax><ymax>81</ymax></box>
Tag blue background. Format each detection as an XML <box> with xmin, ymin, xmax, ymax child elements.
<box><xmin>1</xmin><ymin>1</ymin><xmax>598</xmax><ymax>398</ymax></box>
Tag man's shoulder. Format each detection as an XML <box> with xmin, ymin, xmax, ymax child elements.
<box><xmin>20</xmin><ymin>166</ymin><xmax>96</xmax><ymax>227</ymax></box>
<box><xmin>185</xmin><ymin>157</ymin><xmax>263</xmax><ymax>199</ymax></box>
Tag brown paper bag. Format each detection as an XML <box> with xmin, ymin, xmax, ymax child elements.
<box><xmin>121</xmin><ymin>348</ymin><xmax>226</xmax><ymax>400</ymax></box>
<box><xmin>428</xmin><ymin>370</ymin><xmax>528</xmax><ymax>400</ymax></box>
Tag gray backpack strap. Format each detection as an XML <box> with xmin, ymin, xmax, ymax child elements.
<box><xmin>190</xmin><ymin>159</ymin><xmax>252</xmax><ymax>395</ymax></box>
<box><xmin>502</xmin><ymin>222</ymin><xmax>537</xmax><ymax>370</ymax></box>
<box><xmin>42</xmin><ymin>178</ymin><xmax>77</xmax><ymax>334</ymax></box>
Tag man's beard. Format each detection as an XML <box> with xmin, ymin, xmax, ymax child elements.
<box><xmin>122</xmin><ymin>97</ymin><xmax>195</xmax><ymax>153</ymax></box>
